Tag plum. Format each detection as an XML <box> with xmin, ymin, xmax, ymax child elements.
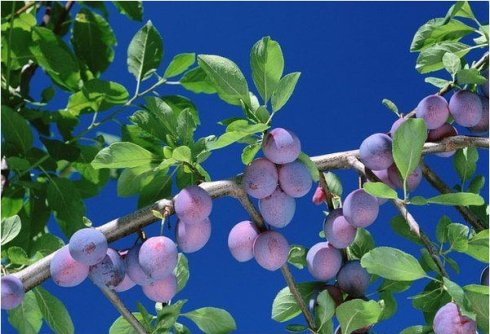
<box><xmin>174</xmin><ymin>186</ymin><xmax>212</xmax><ymax>225</ymax></box>
<box><xmin>324</xmin><ymin>209</ymin><xmax>357</xmax><ymax>249</ymax></box>
<box><xmin>1</xmin><ymin>275</ymin><xmax>24</xmax><ymax>310</ymax></box>
<box><xmin>416</xmin><ymin>95</ymin><xmax>450</xmax><ymax>129</ymax></box>
<box><xmin>427</xmin><ymin>123</ymin><xmax>458</xmax><ymax>157</ymax></box>
<box><xmin>242</xmin><ymin>158</ymin><xmax>278</xmax><ymax>199</ymax></box>
<box><xmin>142</xmin><ymin>274</ymin><xmax>177</xmax><ymax>303</ymax></box>
<box><xmin>468</xmin><ymin>95</ymin><xmax>489</xmax><ymax>133</ymax></box>
<box><xmin>306</xmin><ymin>242</ymin><xmax>342</xmax><ymax>280</ymax></box>
<box><xmin>481</xmin><ymin>266</ymin><xmax>489</xmax><ymax>286</ymax></box>
<box><xmin>387</xmin><ymin>164</ymin><xmax>423</xmax><ymax>192</ymax></box>
<box><xmin>359</xmin><ymin>133</ymin><xmax>393</xmax><ymax>171</ymax></box>
<box><xmin>262</xmin><ymin>128</ymin><xmax>301</xmax><ymax>164</ymax></box>
<box><xmin>139</xmin><ymin>236</ymin><xmax>178</xmax><ymax>280</ymax></box>
<box><xmin>253</xmin><ymin>231</ymin><xmax>289</xmax><ymax>271</ymax></box>
<box><xmin>389</xmin><ymin>117</ymin><xmax>407</xmax><ymax>137</ymax></box>
<box><xmin>69</xmin><ymin>228</ymin><xmax>108</xmax><ymax>266</ymax></box>
<box><xmin>114</xmin><ymin>250</ymin><xmax>136</xmax><ymax>292</ymax></box>
<box><xmin>336</xmin><ymin>260</ymin><xmax>370</xmax><ymax>297</ymax></box>
<box><xmin>433</xmin><ymin>302</ymin><xmax>477</xmax><ymax>334</ymax></box>
<box><xmin>343</xmin><ymin>189</ymin><xmax>379</xmax><ymax>228</ymax></box>
<box><xmin>176</xmin><ymin>218</ymin><xmax>211</xmax><ymax>253</ymax></box>
<box><xmin>50</xmin><ymin>246</ymin><xmax>89</xmax><ymax>287</ymax></box>
<box><xmin>278</xmin><ymin>160</ymin><xmax>312</xmax><ymax>198</ymax></box>
<box><xmin>228</xmin><ymin>221</ymin><xmax>260</xmax><ymax>262</ymax></box>
<box><xmin>449</xmin><ymin>90</ymin><xmax>483</xmax><ymax>127</ymax></box>
<box><xmin>125</xmin><ymin>244</ymin><xmax>154</xmax><ymax>286</ymax></box>
<box><xmin>89</xmin><ymin>248</ymin><xmax>125</xmax><ymax>288</ymax></box>
<box><xmin>259</xmin><ymin>188</ymin><xmax>296</xmax><ymax>228</ymax></box>
<box><xmin>312</xmin><ymin>185</ymin><xmax>327</xmax><ymax>205</ymax></box>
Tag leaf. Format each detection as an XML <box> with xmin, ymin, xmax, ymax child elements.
<box><xmin>172</xmin><ymin>146</ymin><xmax>192</xmax><ymax>163</ymax></box>
<box><xmin>206</xmin><ymin>123</ymin><xmax>269</xmax><ymax>151</ymax></box>
<box><xmin>180</xmin><ymin>67</ymin><xmax>217</xmax><ymax>94</ymax></box>
<box><xmin>379</xmin><ymin>291</ymin><xmax>397</xmax><ymax>320</ymax></box>
<box><xmin>197</xmin><ymin>54</ymin><xmax>250</xmax><ymax>106</ymax></box>
<box><xmin>400</xmin><ymin>325</ymin><xmax>432</xmax><ymax>334</ymax></box>
<box><xmin>347</xmin><ymin>228</ymin><xmax>375</xmax><ymax>260</ymax></box>
<box><xmin>109</xmin><ymin>313</ymin><xmax>145</xmax><ymax>334</ymax></box>
<box><xmin>411</xmin><ymin>281</ymin><xmax>450</xmax><ymax>313</ymax></box>
<box><xmin>31</xmin><ymin>233</ymin><xmax>65</xmax><ymax>256</ymax></box>
<box><xmin>378</xmin><ymin>279</ymin><xmax>412</xmax><ymax>294</ymax></box>
<box><xmin>442</xmin><ymin>52</ymin><xmax>461</xmax><ymax>75</ymax></box>
<box><xmin>336</xmin><ymin>299</ymin><xmax>382</xmax><ymax>334</ymax></box>
<box><xmin>250</xmin><ymin>36</ymin><xmax>284</xmax><ymax>103</ymax></box>
<box><xmin>436</xmin><ymin>215</ymin><xmax>451</xmax><ymax>243</ymax></box>
<box><xmin>443</xmin><ymin>278</ymin><xmax>475</xmax><ymax>320</ymax></box>
<box><xmin>324</xmin><ymin>172</ymin><xmax>343</xmax><ymax>196</ymax></box>
<box><xmin>241</xmin><ymin>143</ymin><xmax>261</xmax><ymax>165</ymax></box>
<box><xmin>1</xmin><ymin>215</ymin><xmax>21</xmax><ymax>245</ymax></box>
<box><xmin>288</xmin><ymin>245</ymin><xmax>307</xmax><ymax>269</ymax></box>
<box><xmin>33</xmin><ymin>286</ymin><xmax>74</xmax><ymax>334</ymax></box>
<box><xmin>454</xmin><ymin>147</ymin><xmax>478</xmax><ymax>184</ymax></box>
<box><xmin>456</xmin><ymin>68</ymin><xmax>488</xmax><ymax>85</ymax></box>
<box><xmin>156</xmin><ymin>300</ymin><xmax>187</xmax><ymax>331</ymax></box>
<box><xmin>426</xmin><ymin>192</ymin><xmax>484</xmax><ymax>206</ymax></box>
<box><xmin>271</xmin><ymin>72</ymin><xmax>301</xmax><ymax>112</ymax></box>
<box><xmin>72</xmin><ymin>8</ymin><xmax>116</xmax><ymax>76</ymax></box>
<box><xmin>425</xmin><ymin>76</ymin><xmax>452</xmax><ymax>88</ymax></box>
<box><xmin>182</xmin><ymin>307</ymin><xmax>236</xmax><ymax>334</ymax></box>
<box><xmin>416</xmin><ymin>41</ymin><xmax>474</xmax><ymax>74</ymax></box>
<box><xmin>315</xmin><ymin>290</ymin><xmax>336</xmax><ymax>329</ymax></box>
<box><xmin>297</xmin><ymin>153</ymin><xmax>319</xmax><ymax>182</ymax></box>
<box><xmin>363</xmin><ymin>182</ymin><xmax>398</xmax><ymax>200</ymax></box>
<box><xmin>29</xmin><ymin>27</ymin><xmax>81</xmax><ymax>91</ymax></box>
<box><xmin>464</xmin><ymin>284</ymin><xmax>489</xmax><ymax>333</ymax></box>
<box><xmin>392</xmin><ymin>118</ymin><xmax>427</xmax><ymax>186</ymax></box>
<box><xmin>286</xmin><ymin>324</ymin><xmax>308</xmax><ymax>332</ymax></box>
<box><xmin>1</xmin><ymin>106</ymin><xmax>33</xmax><ymax>155</ymax></box>
<box><xmin>410</xmin><ymin>18</ymin><xmax>474</xmax><ymax>52</ymax></box>
<box><xmin>164</xmin><ymin>53</ymin><xmax>196</xmax><ymax>78</ymax></box>
<box><xmin>272</xmin><ymin>282</ymin><xmax>324</xmax><ymax>322</ymax></box>
<box><xmin>174</xmin><ymin>253</ymin><xmax>189</xmax><ymax>292</ymax></box>
<box><xmin>382</xmin><ymin>99</ymin><xmax>399</xmax><ymax>115</ymax></box>
<box><xmin>127</xmin><ymin>20</ymin><xmax>163</xmax><ymax>82</ymax></box>
<box><xmin>92</xmin><ymin>142</ymin><xmax>156</xmax><ymax>169</ymax></box>
<box><xmin>463</xmin><ymin>229</ymin><xmax>489</xmax><ymax>263</ymax></box>
<box><xmin>113</xmin><ymin>1</ymin><xmax>143</xmax><ymax>21</ymax></box>
<box><xmin>1</xmin><ymin>12</ymin><xmax>35</xmax><ymax>70</ymax></box>
<box><xmin>361</xmin><ymin>247</ymin><xmax>427</xmax><ymax>281</ymax></box>
<box><xmin>137</xmin><ymin>172</ymin><xmax>171</xmax><ymax>208</ymax></box>
<box><xmin>468</xmin><ymin>176</ymin><xmax>485</xmax><ymax>194</ymax></box>
<box><xmin>447</xmin><ymin>223</ymin><xmax>469</xmax><ymax>252</ymax></box>
<box><xmin>7</xmin><ymin>291</ymin><xmax>42</xmax><ymax>334</ymax></box>
<box><xmin>390</xmin><ymin>215</ymin><xmax>423</xmax><ymax>245</ymax></box>
<box><xmin>40</xmin><ymin>138</ymin><xmax>81</xmax><ymax>162</ymax></box>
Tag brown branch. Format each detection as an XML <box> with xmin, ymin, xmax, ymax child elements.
<box><xmin>420</xmin><ymin>160</ymin><xmax>486</xmax><ymax>231</ymax></box>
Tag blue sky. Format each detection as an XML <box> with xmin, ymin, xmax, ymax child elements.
<box><xmin>2</xmin><ymin>1</ymin><xmax>489</xmax><ymax>333</ymax></box>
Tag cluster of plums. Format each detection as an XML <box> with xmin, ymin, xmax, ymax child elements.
<box><xmin>228</xmin><ymin>128</ymin><xmax>312</xmax><ymax>271</ymax></box>
<box><xmin>1</xmin><ymin>185</ymin><xmax>215</xmax><ymax>310</ymax></box>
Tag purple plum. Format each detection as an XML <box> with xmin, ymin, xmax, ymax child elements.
<box><xmin>228</xmin><ymin>221</ymin><xmax>260</xmax><ymax>262</ymax></box>
<box><xmin>253</xmin><ymin>231</ymin><xmax>289</xmax><ymax>271</ymax></box>
<box><xmin>139</xmin><ymin>236</ymin><xmax>178</xmax><ymax>280</ymax></box>
<box><xmin>114</xmin><ymin>250</ymin><xmax>136</xmax><ymax>292</ymax></box>
<box><xmin>174</xmin><ymin>186</ymin><xmax>212</xmax><ymax>225</ymax></box>
<box><xmin>389</xmin><ymin>117</ymin><xmax>407</xmax><ymax>137</ymax></box>
<box><xmin>89</xmin><ymin>248</ymin><xmax>125</xmax><ymax>288</ymax></box>
<box><xmin>343</xmin><ymin>189</ymin><xmax>379</xmax><ymax>228</ymax></box>
<box><xmin>387</xmin><ymin>165</ymin><xmax>422</xmax><ymax>192</ymax></box>
<box><xmin>359</xmin><ymin>133</ymin><xmax>393</xmax><ymax>171</ymax></box>
<box><xmin>324</xmin><ymin>209</ymin><xmax>357</xmax><ymax>249</ymax></box>
<box><xmin>176</xmin><ymin>218</ymin><xmax>211</xmax><ymax>253</ymax></box>
<box><xmin>1</xmin><ymin>275</ymin><xmax>24</xmax><ymax>310</ymax></box>
<box><xmin>50</xmin><ymin>246</ymin><xmax>89</xmax><ymax>287</ymax></box>
<box><xmin>336</xmin><ymin>260</ymin><xmax>370</xmax><ymax>297</ymax></box>
<box><xmin>468</xmin><ymin>95</ymin><xmax>489</xmax><ymax>134</ymax></box>
<box><xmin>142</xmin><ymin>274</ymin><xmax>177</xmax><ymax>303</ymax></box>
<box><xmin>427</xmin><ymin>123</ymin><xmax>458</xmax><ymax>157</ymax></box>
<box><xmin>262</xmin><ymin>128</ymin><xmax>301</xmax><ymax>164</ymax></box>
<box><xmin>449</xmin><ymin>90</ymin><xmax>483</xmax><ymax>127</ymax></box>
<box><xmin>433</xmin><ymin>302</ymin><xmax>477</xmax><ymax>334</ymax></box>
<box><xmin>416</xmin><ymin>95</ymin><xmax>450</xmax><ymax>129</ymax></box>
<box><xmin>242</xmin><ymin>157</ymin><xmax>278</xmax><ymax>199</ymax></box>
<box><xmin>259</xmin><ymin>188</ymin><xmax>296</xmax><ymax>228</ymax></box>
<box><xmin>125</xmin><ymin>244</ymin><xmax>154</xmax><ymax>286</ymax></box>
<box><xmin>69</xmin><ymin>228</ymin><xmax>108</xmax><ymax>265</ymax></box>
<box><xmin>278</xmin><ymin>160</ymin><xmax>312</xmax><ymax>198</ymax></box>
<box><xmin>306</xmin><ymin>241</ymin><xmax>342</xmax><ymax>280</ymax></box>
<box><xmin>481</xmin><ymin>266</ymin><xmax>489</xmax><ymax>286</ymax></box>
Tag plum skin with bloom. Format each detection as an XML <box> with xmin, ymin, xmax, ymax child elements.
<box><xmin>387</xmin><ymin>165</ymin><xmax>423</xmax><ymax>192</ymax></box>
<box><xmin>262</xmin><ymin>128</ymin><xmax>301</xmax><ymax>164</ymax></box>
<box><xmin>336</xmin><ymin>260</ymin><xmax>370</xmax><ymax>297</ymax></box>
<box><xmin>176</xmin><ymin>218</ymin><xmax>211</xmax><ymax>253</ymax></box>
<box><xmin>324</xmin><ymin>209</ymin><xmax>357</xmax><ymax>249</ymax></box>
<box><xmin>449</xmin><ymin>90</ymin><xmax>483</xmax><ymax>127</ymax></box>
<box><xmin>468</xmin><ymin>95</ymin><xmax>489</xmax><ymax>133</ymax></box>
<box><xmin>253</xmin><ymin>231</ymin><xmax>289</xmax><ymax>271</ymax></box>
<box><xmin>433</xmin><ymin>302</ymin><xmax>477</xmax><ymax>334</ymax></box>
<box><xmin>228</xmin><ymin>220</ymin><xmax>260</xmax><ymax>262</ymax></box>
<box><xmin>125</xmin><ymin>244</ymin><xmax>154</xmax><ymax>286</ymax></box>
<box><xmin>259</xmin><ymin>188</ymin><xmax>296</xmax><ymax>228</ymax></box>
<box><xmin>89</xmin><ymin>248</ymin><xmax>125</xmax><ymax>288</ymax></box>
<box><xmin>278</xmin><ymin>160</ymin><xmax>312</xmax><ymax>198</ymax></box>
<box><xmin>427</xmin><ymin>123</ymin><xmax>458</xmax><ymax>157</ymax></box>
<box><xmin>343</xmin><ymin>189</ymin><xmax>379</xmax><ymax>228</ymax></box>
<box><xmin>139</xmin><ymin>236</ymin><xmax>178</xmax><ymax>280</ymax></box>
<box><xmin>114</xmin><ymin>250</ymin><xmax>136</xmax><ymax>292</ymax></box>
<box><xmin>306</xmin><ymin>241</ymin><xmax>343</xmax><ymax>280</ymax></box>
<box><xmin>416</xmin><ymin>94</ymin><xmax>450</xmax><ymax>129</ymax></box>
<box><xmin>1</xmin><ymin>275</ymin><xmax>25</xmax><ymax>310</ymax></box>
<box><xmin>69</xmin><ymin>228</ymin><xmax>108</xmax><ymax>266</ymax></box>
<box><xmin>242</xmin><ymin>158</ymin><xmax>278</xmax><ymax>199</ymax></box>
<box><xmin>50</xmin><ymin>246</ymin><xmax>89</xmax><ymax>287</ymax></box>
<box><xmin>142</xmin><ymin>274</ymin><xmax>177</xmax><ymax>302</ymax></box>
<box><xmin>173</xmin><ymin>185</ymin><xmax>212</xmax><ymax>225</ymax></box>
<box><xmin>359</xmin><ymin>133</ymin><xmax>393</xmax><ymax>171</ymax></box>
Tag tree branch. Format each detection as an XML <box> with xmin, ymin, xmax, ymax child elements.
<box><xmin>420</xmin><ymin>160</ymin><xmax>486</xmax><ymax>231</ymax></box>
<box><xmin>13</xmin><ymin>135</ymin><xmax>487</xmax><ymax>290</ymax></box>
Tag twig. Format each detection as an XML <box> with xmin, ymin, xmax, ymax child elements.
<box><xmin>420</xmin><ymin>160</ymin><xmax>486</xmax><ymax>231</ymax></box>
<box><xmin>318</xmin><ymin>171</ymin><xmax>335</xmax><ymax>211</ymax></box>
<box><xmin>99</xmin><ymin>286</ymin><xmax>147</xmax><ymax>334</ymax></box>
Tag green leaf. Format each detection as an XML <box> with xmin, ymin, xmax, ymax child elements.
<box><xmin>361</xmin><ymin>247</ymin><xmax>427</xmax><ymax>281</ymax></box>
<box><xmin>297</xmin><ymin>153</ymin><xmax>319</xmax><ymax>182</ymax></box>
<box><xmin>92</xmin><ymin>142</ymin><xmax>156</xmax><ymax>169</ymax></box>
<box><xmin>31</xmin><ymin>233</ymin><xmax>64</xmax><ymax>256</ymax></box>
<box><xmin>463</xmin><ymin>229</ymin><xmax>489</xmax><ymax>263</ymax></box>
<box><xmin>415</xmin><ymin>41</ymin><xmax>474</xmax><ymax>74</ymax></box>
<box><xmin>324</xmin><ymin>172</ymin><xmax>343</xmax><ymax>196</ymax></box>
<box><xmin>382</xmin><ymin>99</ymin><xmax>400</xmax><ymax>116</ymax></box>
<box><xmin>363</xmin><ymin>182</ymin><xmax>398</xmax><ymax>200</ymax></box>
<box><xmin>197</xmin><ymin>54</ymin><xmax>250</xmax><ymax>106</ymax></box>
<box><xmin>378</xmin><ymin>279</ymin><xmax>412</xmax><ymax>294</ymax></box>
<box><xmin>127</xmin><ymin>20</ymin><xmax>163</xmax><ymax>82</ymax></box>
<box><xmin>29</xmin><ymin>27</ymin><xmax>81</xmax><ymax>91</ymax></box>
<box><xmin>39</xmin><ymin>138</ymin><xmax>81</xmax><ymax>162</ymax></box>
<box><xmin>442</xmin><ymin>52</ymin><xmax>461</xmax><ymax>75</ymax></box>
<box><xmin>113</xmin><ymin>1</ymin><xmax>143</xmax><ymax>21</ymax></box>
<box><xmin>206</xmin><ymin>123</ymin><xmax>269</xmax><ymax>151</ymax></box>
<box><xmin>272</xmin><ymin>282</ymin><xmax>324</xmax><ymax>322</ymax></box>
<box><xmin>172</xmin><ymin>146</ymin><xmax>192</xmax><ymax>163</ymax></box>
<box><xmin>410</xmin><ymin>18</ymin><xmax>474</xmax><ymax>52</ymax></box>
<box><xmin>468</xmin><ymin>176</ymin><xmax>485</xmax><ymax>194</ymax></box>
<box><xmin>425</xmin><ymin>76</ymin><xmax>452</xmax><ymax>88</ymax></box>
<box><xmin>1</xmin><ymin>13</ymin><xmax>35</xmax><ymax>70</ymax></box>
<box><xmin>1</xmin><ymin>106</ymin><xmax>33</xmax><ymax>155</ymax></box>
<box><xmin>443</xmin><ymin>278</ymin><xmax>476</xmax><ymax>320</ymax></box>
<box><xmin>271</xmin><ymin>72</ymin><xmax>301</xmax><ymax>112</ymax></box>
<box><xmin>33</xmin><ymin>286</ymin><xmax>74</xmax><ymax>334</ymax></box>
<box><xmin>436</xmin><ymin>215</ymin><xmax>451</xmax><ymax>243</ymax></box>
<box><xmin>286</xmin><ymin>324</ymin><xmax>308</xmax><ymax>332</ymax></box>
<box><xmin>392</xmin><ymin>118</ymin><xmax>427</xmax><ymax>186</ymax></box>
<box><xmin>156</xmin><ymin>300</ymin><xmax>187</xmax><ymax>331</ymax></box>
<box><xmin>464</xmin><ymin>284</ymin><xmax>489</xmax><ymax>333</ymax></box>
<box><xmin>109</xmin><ymin>313</ymin><xmax>145</xmax><ymax>334</ymax></box>
<box><xmin>250</xmin><ymin>36</ymin><xmax>284</xmax><ymax>103</ymax></box>
<box><xmin>336</xmin><ymin>299</ymin><xmax>382</xmax><ymax>334</ymax></box>
<box><xmin>7</xmin><ymin>291</ymin><xmax>43</xmax><ymax>334</ymax></box>
<box><xmin>347</xmin><ymin>228</ymin><xmax>375</xmax><ymax>260</ymax></box>
<box><xmin>315</xmin><ymin>290</ymin><xmax>336</xmax><ymax>329</ymax></box>
<box><xmin>411</xmin><ymin>281</ymin><xmax>451</xmax><ymax>313</ymax></box>
<box><xmin>379</xmin><ymin>291</ymin><xmax>397</xmax><ymax>320</ymax></box>
<box><xmin>446</xmin><ymin>1</ymin><xmax>476</xmax><ymax>20</ymax></box>
<box><xmin>1</xmin><ymin>215</ymin><xmax>21</xmax><ymax>245</ymax></box>
<box><xmin>174</xmin><ymin>253</ymin><xmax>189</xmax><ymax>292</ymax></box>
<box><xmin>288</xmin><ymin>244</ymin><xmax>307</xmax><ymax>270</ymax></box>
<box><xmin>180</xmin><ymin>67</ymin><xmax>217</xmax><ymax>94</ymax></box>
<box><xmin>182</xmin><ymin>307</ymin><xmax>236</xmax><ymax>334</ymax></box>
<box><xmin>447</xmin><ymin>223</ymin><xmax>469</xmax><ymax>252</ymax></box>
<box><xmin>72</xmin><ymin>8</ymin><xmax>116</xmax><ymax>76</ymax></box>
<box><xmin>456</xmin><ymin>68</ymin><xmax>488</xmax><ymax>85</ymax></box>
<box><xmin>137</xmin><ymin>172</ymin><xmax>171</xmax><ymax>208</ymax></box>
<box><xmin>426</xmin><ymin>192</ymin><xmax>484</xmax><ymax>206</ymax></box>
<box><xmin>8</xmin><ymin>246</ymin><xmax>38</xmax><ymax>265</ymax></box>
<box><xmin>241</xmin><ymin>143</ymin><xmax>261</xmax><ymax>165</ymax></box>
<box><xmin>400</xmin><ymin>325</ymin><xmax>432</xmax><ymax>334</ymax></box>
<box><xmin>454</xmin><ymin>147</ymin><xmax>478</xmax><ymax>184</ymax></box>
<box><xmin>164</xmin><ymin>53</ymin><xmax>196</xmax><ymax>78</ymax></box>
